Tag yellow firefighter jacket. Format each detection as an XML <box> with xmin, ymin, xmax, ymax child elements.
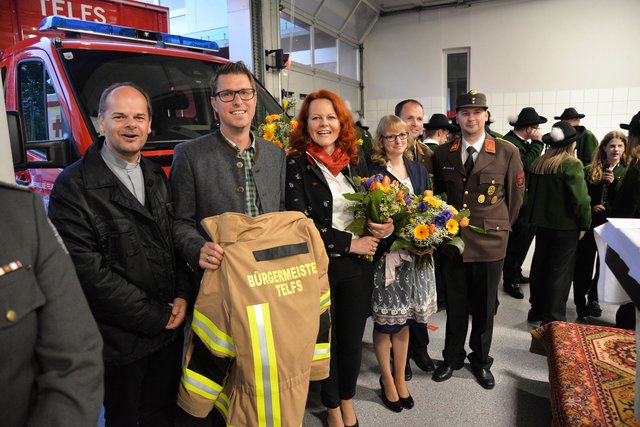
<box><xmin>177</xmin><ymin>211</ymin><xmax>331</xmax><ymax>426</ymax></box>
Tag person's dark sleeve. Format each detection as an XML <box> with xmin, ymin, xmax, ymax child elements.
<box><xmin>170</xmin><ymin>143</ymin><xmax>207</xmax><ymax>270</ymax></box>
<box><xmin>28</xmin><ymin>194</ymin><xmax>104</xmax><ymax>426</ymax></box>
<box><xmin>565</xmin><ymin>160</ymin><xmax>592</xmax><ymax>230</ymax></box>
<box><xmin>48</xmin><ymin>179</ymin><xmax>171</xmax><ymax>336</ymax></box>
<box><xmin>519</xmin><ymin>140</ymin><xmax>543</xmax><ymax>171</ymax></box>
<box><xmin>614</xmin><ymin>162</ymin><xmax>640</xmax><ymax>218</ymax></box>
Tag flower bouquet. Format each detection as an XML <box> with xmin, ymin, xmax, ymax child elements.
<box><xmin>390</xmin><ymin>191</ymin><xmax>484</xmax><ymax>267</ymax></box>
<box><xmin>343</xmin><ymin>173</ymin><xmax>412</xmax><ymax>236</ymax></box>
<box><xmin>257</xmin><ymin>97</ymin><xmax>297</xmax><ymax>151</ymax></box>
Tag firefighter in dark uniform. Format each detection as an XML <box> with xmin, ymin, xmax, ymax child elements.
<box><xmin>0</xmin><ymin>183</ymin><xmax>103</xmax><ymax>427</ymax></box>
<box><xmin>431</xmin><ymin>90</ymin><xmax>524</xmax><ymax>389</ymax></box>
<box><xmin>501</xmin><ymin>107</ymin><xmax>546</xmax><ymax>299</ymax></box>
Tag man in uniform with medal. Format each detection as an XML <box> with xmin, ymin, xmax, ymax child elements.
<box><xmin>431</xmin><ymin>90</ymin><xmax>524</xmax><ymax>389</ymax></box>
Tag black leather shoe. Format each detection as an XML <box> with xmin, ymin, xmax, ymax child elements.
<box><xmin>504</xmin><ymin>282</ymin><xmax>524</xmax><ymax>299</ymax></box>
<box><xmin>589</xmin><ymin>301</ymin><xmax>603</xmax><ymax>317</ymax></box>
<box><xmin>412</xmin><ymin>351</ymin><xmax>435</xmax><ymax>373</ymax></box>
<box><xmin>379</xmin><ymin>377</ymin><xmax>403</xmax><ymax>412</ymax></box>
<box><xmin>404</xmin><ymin>358</ymin><xmax>412</xmax><ymax>381</ymax></box>
<box><xmin>527</xmin><ymin>309</ymin><xmax>542</xmax><ymax>322</ymax></box>
<box><xmin>432</xmin><ymin>363</ymin><xmax>458</xmax><ymax>382</ymax></box>
<box><xmin>517</xmin><ymin>274</ymin><xmax>530</xmax><ymax>284</ymax></box>
<box><xmin>471</xmin><ymin>366</ymin><xmax>495</xmax><ymax>389</ymax></box>
<box><xmin>344</xmin><ymin>419</ymin><xmax>359</xmax><ymax>427</ymax></box>
<box><xmin>399</xmin><ymin>394</ymin><xmax>414</xmax><ymax>409</ymax></box>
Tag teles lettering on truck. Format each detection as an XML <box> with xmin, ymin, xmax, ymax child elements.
<box><xmin>2</xmin><ymin>1</ymin><xmax>284</xmax><ymax>207</ymax></box>
<box><xmin>2</xmin><ymin>0</ymin><xmax>169</xmax><ymax>49</ymax></box>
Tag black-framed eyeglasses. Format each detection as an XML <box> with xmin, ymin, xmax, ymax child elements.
<box><xmin>383</xmin><ymin>132</ymin><xmax>408</xmax><ymax>142</ymax></box>
<box><xmin>214</xmin><ymin>88</ymin><xmax>256</xmax><ymax>102</ymax></box>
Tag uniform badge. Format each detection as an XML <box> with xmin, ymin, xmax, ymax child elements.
<box><xmin>450</xmin><ymin>140</ymin><xmax>461</xmax><ymax>152</ymax></box>
<box><xmin>491</xmin><ymin>196</ymin><xmax>498</xmax><ymax>204</ymax></box>
<box><xmin>0</xmin><ymin>260</ymin><xmax>23</xmax><ymax>277</ymax></box>
<box><xmin>487</xmin><ymin>185</ymin><xmax>496</xmax><ymax>196</ymax></box>
<box><xmin>516</xmin><ymin>171</ymin><xmax>525</xmax><ymax>189</ymax></box>
<box><xmin>478</xmin><ymin>194</ymin><xmax>486</xmax><ymax>203</ymax></box>
<box><xmin>485</xmin><ymin>139</ymin><xmax>496</xmax><ymax>153</ymax></box>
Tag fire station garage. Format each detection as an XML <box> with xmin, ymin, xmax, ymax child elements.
<box><xmin>1</xmin><ymin>0</ymin><xmax>640</xmax><ymax>426</ymax></box>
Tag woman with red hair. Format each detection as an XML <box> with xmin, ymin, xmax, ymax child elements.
<box><xmin>286</xmin><ymin>90</ymin><xmax>393</xmax><ymax>427</ymax></box>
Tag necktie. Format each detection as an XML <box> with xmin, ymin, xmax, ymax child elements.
<box><xmin>464</xmin><ymin>146</ymin><xmax>476</xmax><ymax>176</ymax></box>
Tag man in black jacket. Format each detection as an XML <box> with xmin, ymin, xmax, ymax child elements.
<box><xmin>48</xmin><ymin>83</ymin><xmax>190</xmax><ymax>426</ymax></box>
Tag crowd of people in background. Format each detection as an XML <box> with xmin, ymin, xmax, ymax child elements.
<box><xmin>4</xmin><ymin>59</ymin><xmax>640</xmax><ymax>427</ymax></box>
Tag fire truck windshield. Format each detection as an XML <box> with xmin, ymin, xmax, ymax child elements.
<box><xmin>62</xmin><ymin>49</ymin><xmax>283</xmax><ymax>148</ymax></box>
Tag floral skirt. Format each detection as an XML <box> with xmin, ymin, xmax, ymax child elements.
<box><xmin>371</xmin><ymin>250</ymin><xmax>437</xmax><ymax>326</ymax></box>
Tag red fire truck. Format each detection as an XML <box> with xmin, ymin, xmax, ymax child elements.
<box><xmin>2</xmin><ymin>0</ymin><xmax>282</xmax><ymax>207</ymax></box>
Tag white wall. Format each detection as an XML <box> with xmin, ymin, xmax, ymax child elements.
<box><xmin>363</xmin><ymin>0</ymin><xmax>640</xmax><ymax>140</ymax></box>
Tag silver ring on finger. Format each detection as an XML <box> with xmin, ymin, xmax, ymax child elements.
<box><xmin>205</xmin><ymin>254</ymin><xmax>211</xmax><ymax>263</ymax></box>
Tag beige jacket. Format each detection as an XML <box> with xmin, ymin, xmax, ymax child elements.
<box><xmin>177</xmin><ymin>211</ymin><xmax>331</xmax><ymax>426</ymax></box>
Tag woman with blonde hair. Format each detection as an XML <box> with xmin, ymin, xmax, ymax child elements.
<box><xmin>573</xmin><ymin>131</ymin><xmax>627</xmax><ymax>318</ymax></box>
<box><xmin>368</xmin><ymin>115</ymin><xmax>435</xmax><ymax>412</ymax></box>
<box><xmin>525</xmin><ymin>121</ymin><xmax>591</xmax><ymax>324</ymax></box>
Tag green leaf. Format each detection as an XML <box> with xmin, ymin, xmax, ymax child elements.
<box><xmin>390</xmin><ymin>238</ymin><xmax>414</xmax><ymax>251</ymax></box>
<box><xmin>343</xmin><ymin>192</ymin><xmax>365</xmax><ymax>202</ymax></box>
<box><xmin>443</xmin><ymin>236</ymin><xmax>465</xmax><ymax>254</ymax></box>
<box><xmin>467</xmin><ymin>225</ymin><xmax>487</xmax><ymax>234</ymax></box>
<box><xmin>346</xmin><ymin>217</ymin><xmax>367</xmax><ymax>236</ymax></box>
<box><xmin>366</xmin><ymin>190</ymin><xmax>383</xmax><ymax>222</ymax></box>
<box><xmin>457</xmin><ymin>208</ymin><xmax>471</xmax><ymax>218</ymax></box>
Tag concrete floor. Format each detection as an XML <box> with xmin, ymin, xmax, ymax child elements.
<box><xmin>302</xmin><ymin>249</ymin><xmax>619</xmax><ymax>427</ymax></box>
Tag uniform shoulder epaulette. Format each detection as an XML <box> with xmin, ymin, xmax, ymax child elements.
<box><xmin>495</xmin><ymin>137</ymin><xmax>516</xmax><ymax>147</ymax></box>
<box><xmin>0</xmin><ymin>181</ymin><xmax>29</xmax><ymax>192</ymax></box>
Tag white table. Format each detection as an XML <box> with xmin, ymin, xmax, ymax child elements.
<box><xmin>594</xmin><ymin>218</ymin><xmax>640</xmax><ymax>419</ymax></box>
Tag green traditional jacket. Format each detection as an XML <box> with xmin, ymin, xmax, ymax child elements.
<box><xmin>502</xmin><ymin>131</ymin><xmax>544</xmax><ymax>205</ymax></box>
<box><xmin>584</xmin><ymin>162</ymin><xmax>627</xmax><ymax>227</ymax></box>
<box><xmin>525</xmin><ymin>158</ymin><xmax>591</xmax><ymax>231</ymax></box>
<box><xmin>576</xmin><ymin>129</ymin><xmax>599</xmax><ymax>165</ymax></box>
<box><xmin>614</xmin><ymin>159</ymin><xmax>640</xmax><ymax>218</ymax></box>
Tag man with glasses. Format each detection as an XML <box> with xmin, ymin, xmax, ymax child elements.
<box><xmin>171</xmin><ymin>61</ymin><xmax>285</xmax><ymax>425</ymax></box>
<box><xmin>171</xmin><ymin>61</ymin><xmax>286</xmax><ymax>282</ymax></box>
<box><xmin>501</xmin><ymin>107</ymin><xmax>546</xmax><ymax>300</ymax></box>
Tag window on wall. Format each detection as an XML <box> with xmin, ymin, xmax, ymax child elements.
<box><xmin>314</xmin><ymin>29</ymin><xmax>337</xmax><ymax>74</ymax></box>
<box><xmin>338</xmin><ymin>41</ymin><xmax>358</xmax><ymax>80</ymax></box>
<box><xmin>280</xmin><ymin>12</ymin><xmax>311</xmax><ymax>66</ymax></box>
<box><xmin>445</xmin><ymin>48</ymin><xmax>469</xmax><ymax>114</ymax></box>
<box><xmin>280</xmin><ymin>10</ymin><xmax>359</xmax><ymax>81</ymax></box>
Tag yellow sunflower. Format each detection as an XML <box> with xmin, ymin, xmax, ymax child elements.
<box><xmin>414</xmin><ymin>224</ymin><xmax>429</xmax><ymax>240</ymax></box>
<box><xmin>446</xmin><ymin>218</ymin><xmax>459</xmax><ymax>235</ymax></box>
<box><xmin>262</xmin><ymin>123</ymin><xmax>276</xmax><ymax>141</ymax></box>
<box><xmin>265</xmin><ymin>114</ymin><xmax>281</xmax><ymax>123</ymax></box>
<box><xmin>424</xmin><ymin>196</ymin><xmax>442</xmax><ymax>208</ymax></box>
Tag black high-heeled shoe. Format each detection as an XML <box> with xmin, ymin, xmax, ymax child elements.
<box><xmin>399</xmin><ymin>393</ymin><xmax>414</xmax><ymax>409</ymax></box>
<box><xmin>379</xmin><ymin>377</ymin><xmax>403</xmax><ymax>413</ymax></box>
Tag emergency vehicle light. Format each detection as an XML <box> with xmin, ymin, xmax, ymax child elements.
<box><xmin>39</xmin><ymin>16</ymin><xmax>219</xmax><ymax>52</ymax></box>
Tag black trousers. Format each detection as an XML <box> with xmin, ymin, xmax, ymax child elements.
<box><xmin>408</xmin><ymin>322</ymin><xmax>430</xmax><ymax>355</ymax></box>
<box><xmin>321</xmin><ymin>255</ymin><xmax>373</xmax><ymax>408</ymax></box>
<box><xmin>572</xmin><ymin>228</ymin><xmax>599</xmax><ymax>311</ymax></box>
<box><xmin>104</xmin><ymin>335</ymin><xmax>183</xmax><ymax>427</ymax></box>
<box><xmin>503</xmin><ymin>209</ymin><xmax>535</xmax><ymax>283</ymax></box>
<box><xmin>439</xmin><ymin>248</ymin><xmax>501</xmax><ymax>369</ymax></box>
<box><xmin>529</xmin><ymin>227</ymin><xmax>579</xmax><ymax>324</ymax></box>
